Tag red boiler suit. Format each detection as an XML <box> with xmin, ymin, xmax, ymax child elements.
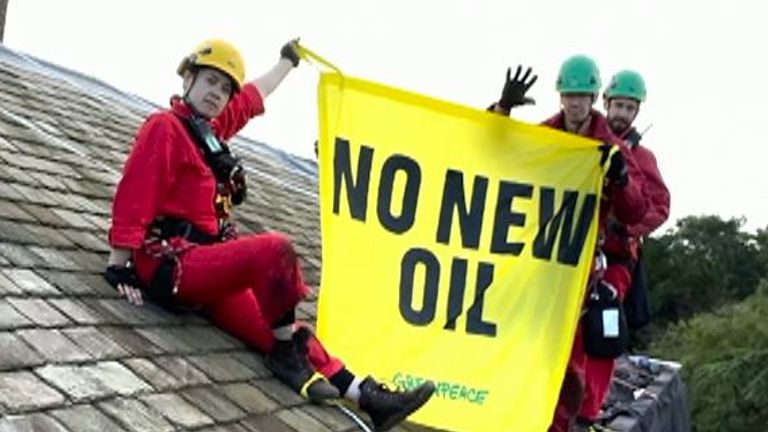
<box><xmin>579</xmin><ymin>126</ymin><xmax>670</xmax><ymax>421</ymax></box>
<box><xmin>108</xmin><ymin>83</ymin><xmax>344</xmax><ymax>378</ymax></box>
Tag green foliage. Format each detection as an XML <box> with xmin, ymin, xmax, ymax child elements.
<box><xmin>639</xmin><ymin>215</ymin><xmax>768</xmax><ymax>430</ymax></box>
<box><xmin>755</xmin><ymin>227</ymin><xmax>768</xmax><ymax>274</ymax></box>
<box><xmin>650</xmin><ymin>281</ymin><xmax>768</xmax><ymax>432</ymax></box>
<box><xmin>643</xmin><ymin>215</ymin><xmax>765</xmax><ymax>324</ymax></box>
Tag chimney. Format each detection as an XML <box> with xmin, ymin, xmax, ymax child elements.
<box><xmin>0</xmin><ymin>0</ymin><xmax>7</xmax><ymax>42</ymax></box>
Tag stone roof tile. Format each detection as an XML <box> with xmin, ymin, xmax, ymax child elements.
<box><xmin>140</xmin><ymin>392</ymin><xmax>215</xmax><ymax>428</ymax></box>
<box><xmin>40</xmin><ymin>271</ymin><xmax>113</xmax><ymax>297</ymax></box>
<box><xmin>252</xmin><ymin>378</ymin><xmax>305</xmax><ymax>408</ymax></box>
<box><xmin>0</xmin><ymin>272</ymin><xmax>23</xmax><ymax>296</ymax></box>
<box><xmin>26</xmin><ymin>247</ymin><xmax>82</xmax><ymax>271</ymax></box>
<box><xmin>17</xmin><ymin>329</ymin><xmax>91</xmax><ymax>363</ymax></box>
<box><xmin>277</xmin><ymin>407</ymin><xmax>335</xmax><ymax>432</ymax></box>
<box><xmin>36</xmin><ymin>361</ymin><xmax>151</xmax><ymax>402</ymax></box>
<box><xmin>0</xmin><ymin>332</ymin><xmax>45</xmax><ymax>371</ymax></box>
<box><xmin>2</xmin><ymin>269</ymin><xmax>59</xmax><ymax>295</ymax></box>
<box><xmin>239</xmin><ymin>415</ymin><xmax>299</xmax><ymax>432</ymax></box>
<box><xmin>62</xmin><ymin>326</ymin><xmax>131</xmax><ymax>359</ymax></box>
<box><xmin>0</xmin><ymin>371</ymin><xmax>66</xmax><ymax>411</ymax></box>
<box><xmin>7</xmin><ymin>299</ymin><xmax>71</xmax><ymax>327</ymax></box>
<box><xmin>0</xmin><ymin>299</ymin><xmax>33</xmax><ymax>329</ymax></box>
<box><xmin>47</xmin><ymin>298</ymin><xmax>107</xmax><ymax>325</ymax></box>
<box><xmin>97</xmin><ymin>327</ymin><xmax>164</xmax><ymax>357</ymax></box>
<box><xmin>0</xmin><ymin>219</ymin><xmax>37</xmax><ymax>244</ymax></box>
<box><xmin>152</xmin><ymin>355</ymin><xmax>211</xmax><ymax>387</ymax></box>
<box><xmin>180</xmin><ymin>385</ymin><xmax>247</xmax><ymax>423</ymax></box>
<box><xmin>188</xmin><ymin>353</ymin><xmax>260</xmax><ymax>383</ymax></box>
<box><xmin>15</xmin><ymin>204</ymin><xmax>70</xmax><ymax>228</ymax></box>
<box><xmin>20</xmin><ymin>225</ymin><xmax>76</xmax><ymax>248</ymax></box>
<box><xmin>49</xmin><ymin>404</ymin><xmax>129</xmax><ymax>432</ymax></box>
<box><xmin>97</xmin><ymin>397</ymin><xmax>174</xmax><ymax>432</ymax></box>
<box><xmin>219</xmin><ymin>382</ymin><xmax>279</xmax><ymax>416</ymax></box>
<box><xmin>0</xmin><ymin>200</ymin><xmax>35</xmax><ymax>222</ymax></box>
<box><xmin>0</xmin><ymin>412</ymin><xmax>69</xmax><ymax>432</ymax></box>
<box><xmin>0</xmin><ymin>242</ymin><xmax>47</xmax><ymax>267</ymax></box>
<box><xmin>302</xmin><ymin>403</ymin><xmax>360</xmax><ymax>432</ymax></box>
<box><xmin>122</xmin><ymin>357</ymin><xmax>183</xmax><ymax>392</ymax></box>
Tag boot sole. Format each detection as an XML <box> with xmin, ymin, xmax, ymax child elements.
<box><xmin>375</xmin><ymin>383</ymin><xmax>437</xmax><ymax>432</ymax></box>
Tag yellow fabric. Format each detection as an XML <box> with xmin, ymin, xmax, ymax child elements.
<box><xmin>316</xmin><ymin>72</ymin><xmax>606</xmax><ymax>432</ymax></box>
<box><xmin>300</xmin><ymin>371</ymin><xmax>331</xmax><ymax>400</ymax></box>
<box><xmin>179</xmin><ymin>39</ymin><xmax>245</xmax><ymax>89</ymax></box>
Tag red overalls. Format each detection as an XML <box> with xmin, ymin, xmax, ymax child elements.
<box><xmin>579</xmin><ymin>127</ymin><xmax>670</xmax><ymax>421</ymax></box>
<box><xmin>108</xmin><ymin>84</ymin><xmax>344</xmax><ymax>378</ymax></box>
<box><xmin>541</xmin><ymin>111</ymin><xmax>648</xmax><ymax>432</ymax></box>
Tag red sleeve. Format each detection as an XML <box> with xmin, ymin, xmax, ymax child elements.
<box><xmin>628</xmin><ymin>146</ymin><xmax>670</xmax><ymax>236</ymax></box>
<box><xmin>608</xmin><ymin>144</ymin><xmax>648</xmax><ymax>226</ymax></box>
<box><xmin>108</xmin><ymin>114</ymin><xmax>177</xmax><ymax>248</ymax></box>
<box><xmin>211</xmin><ymin>83</ymin><xmax>265</xmax><ymax>141</ymax></box>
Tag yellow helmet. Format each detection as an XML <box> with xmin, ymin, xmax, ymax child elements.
<box><xmin>177</xmin><ymin>39</ymin><xmax>245</xmax><ymax>90</ymax></box>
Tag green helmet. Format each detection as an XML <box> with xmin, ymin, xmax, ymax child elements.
<box><xmin>556</xmin><ymin>55</ymin><xmax>601</xmax><ymax>95</ymax></box>
<box><xmin>605</xmin><ymin>70</ymin><xmax>646</xmax><ymax>102</ymax></box>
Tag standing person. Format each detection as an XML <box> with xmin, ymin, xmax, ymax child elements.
<box><xmin>104</xmin><ymin>38</ymin><xmax>434</xmax><ymax>432</ymax></box>
<box><xmin>577</xmin><ymin>70</ymin><xmax>670</xmax><ymax>428</ymax></box>
<box><xmin>491</xmin><ymin>55</ymin><xmax>648</xmax><ymax>431</ymax></box>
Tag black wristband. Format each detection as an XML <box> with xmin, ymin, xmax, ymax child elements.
<box><xmin>280</xmin><ymin>43</ymin><xmax>300</xmax><ymax>67</ymax></box>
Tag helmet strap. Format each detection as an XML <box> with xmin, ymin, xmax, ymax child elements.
<box><xmin>181</xmin><ymin>68</ymin><xmax>208</xmax><ymax>119</ymax></box>
<box><xmin>182</xmin><ymin>67</ymin><xmax>198</xmax><ymax>101</ymax></box>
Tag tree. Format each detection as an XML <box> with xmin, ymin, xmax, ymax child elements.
<box><xmin>755</xmin><ymin>226</ymin><xmax>768</xmax><ymax>274</ymax></box>
<box><xmin>650</xmin><ymin>280</ymin><xmax>768</xmax><ymax>432</ymax></box>
<box><xmin>643</xmin><ymin>215</ymin><xmax>764</xmax><ymax>325</ymax></box>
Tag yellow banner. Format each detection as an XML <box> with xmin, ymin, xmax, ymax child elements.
<box><xmin>316</xmin><ymin>73</ymin><xmax>605</xmax><ymax>432</ymax></box>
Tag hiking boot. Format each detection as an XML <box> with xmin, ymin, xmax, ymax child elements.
<box><xmin>358</xmin><ymin>376</ymin><xmax>436</xmax><ymax>431</ymax></box>
<box><xmin>265</xmin><ymin>337</ymin><xmax>339</xmax><ymax>402</ymax></box>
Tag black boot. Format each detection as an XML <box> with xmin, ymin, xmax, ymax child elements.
<box><xmin>265</xmin><ymin>337</ymin><xmax>339</xmax><ymax>402</ymax></box>
<box><xmin>358</xmin><ymin>376</ymin><xmax>436</xmax><ymax>431</ymax></box>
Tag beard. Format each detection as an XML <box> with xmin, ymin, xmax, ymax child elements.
<box><xmin>609</xmin><ymin>117</ymin><xmax>630</xmax><ymax>134</ymax></box>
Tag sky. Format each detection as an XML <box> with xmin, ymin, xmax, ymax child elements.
<box><xmin>5</xmin><ymin>0</ymin><xmax>767</xmax><ymax>233</ymax></box>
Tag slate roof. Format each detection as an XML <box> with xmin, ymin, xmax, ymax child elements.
<box><xmin>0</xmin><ymin>44</ymin><xmax>684</xmax><ymax>432</ymax></box>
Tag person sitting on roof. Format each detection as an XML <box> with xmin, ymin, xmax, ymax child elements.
<box><xmin>103</xmin><ymin>38</ymin><xmax>435</xmax><ymax>432</ymax></box>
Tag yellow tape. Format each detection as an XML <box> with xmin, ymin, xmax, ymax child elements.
<box><xmin>295</xmin><ymin>43</ymin><xmax>343</xmax><ymax>75</ymax></box>
<box><xmin>300</xmin><ymin>371</ymin><xmax>334</xmax><ymax>400</ymax></box>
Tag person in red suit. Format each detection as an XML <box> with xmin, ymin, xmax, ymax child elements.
<box><xmin>489</xmin><ymin>55</ymin><xmax>648</xmax><ymax>432</ymax></box>
<box><xmin>577</xmin><ymin>70</ymin><xmax>670</xmax><ymax>429</ymax></box>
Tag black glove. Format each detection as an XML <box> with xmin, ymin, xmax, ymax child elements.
<box><xmin>104</xmin><ymin>263</ymin><xmax>142</xmax><ymax>290</ymax></box>
<box><xmin>280</xmin><ymin>39</ymin><xmax>301</xmax><ymax>67</ymax></box>
<box><xmin>607</xmin><ymin>150</ymin><xmax>629</xmax><ymax>188</ymax></box>
<box><xmin>498</xmin><ymin>65</ymin><xmax>538</xmax><ymax>111</ymax></box>
<box><xmin>209</xmin><ymin>150</ymin><xmax>240</xmax><ymax>184</ymax></box>
<box><xmin>230</xmin><ymin>166</ymin><xmax>247</xmax><ymax>205</ymax></box>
